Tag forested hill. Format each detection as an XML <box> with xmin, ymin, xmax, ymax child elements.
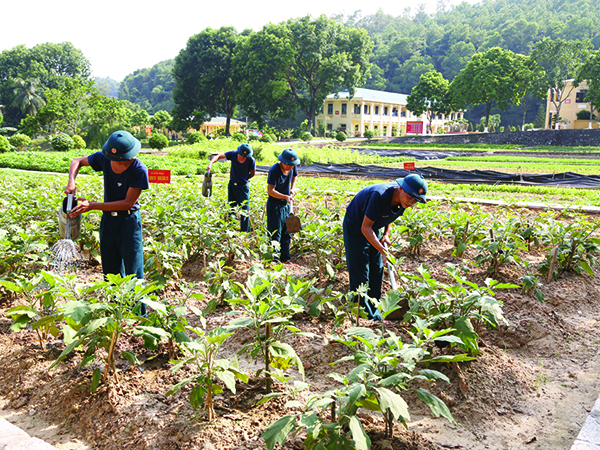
<box><xmin>340</xmin><ymin>0</ymin><xmax>600</xmax><ymax>94</ymax></box>
<box><xmin>118</xmin><ymin>59</ymin><xmax>174</xmax><ymax>114</ymax></box>
<box><xmin>118</xmin><ymin>0</ymin><xmax>598</xmax><ymax>122</ymax></box>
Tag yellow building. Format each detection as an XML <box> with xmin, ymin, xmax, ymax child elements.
<box><xmin>545</xmin><ymin>80</ymin><xmax>598</xmax><ymax>129</ymax></box>
<box><xmin>316</xmin><ymin>88</ymin><xmax>463</xmax><ymax>137</ymax></box>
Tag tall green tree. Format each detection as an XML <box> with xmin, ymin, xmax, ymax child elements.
<box><xmin>530</xmin><ymin>37</ymin><xmax>594</xmax><ymax>127</ymax></box>
<box><xmin>119</xmin><ymin>60</ymin><xmax>175</xmax><ymax>114</ymax></box>
<box><xmin>512</xmin><ymin>54</ymin><xmax>546</xmax><ymax>130</ymax></box>
<box><xmin>11</xmin><ymin>78</ymin><xmax>46</xmax><ymax>116</ymax></box>
<box><xmin>0</xmin><ymin>42</ymin><xmax>90</xmax><ymax>127</ymax></box>
<box><xmin>150</xmin><ymin>110</ymin><xmax>172</xmax><ymax>133</ymax></box>
<box><xmin>449</xmin><ymin>47</ymin><xmax>518</xmax><ymax>132</ymax></box>
<box><xmin>406</xmin><ymin>71</ymin><xmax>452</xmax><ymax>133</ymax></box>
<box><xmin>243</xmin><ymin>15</ymin><xmax>373</xmax><ymax>133</ymax></box>
<box><xmin>172</xmin><ymin>27</ymin><xmax>241</xmax><ymax>135</ymax></box>
<box><xmin>576</xmin><ymin>49</ymin><xmax>600</xmax><ymax>129</ymax></box>
<box><xmin>20</xmin><ymin>78</ymin><xmax>128</xmax><ymax>137</ymax></box>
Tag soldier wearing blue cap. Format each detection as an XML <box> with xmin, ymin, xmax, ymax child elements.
<box><xmin>343</xmin><ymin>174</ymin><xmax>428</xmax><ymax>320</ymax></box>
<box><xmin>266</xmin><ymin>148</ymin><xmax>299</xmax><ymax>264</ymax></box>
<box><xmin>207</xmin><ymin>143</ymin><xmax>256</xmax><ymax>232</ymax></box>
<box><xmin>65</xmin><ymin>131</ymin><xmax>150</xmax><ymax>312</ymax></box>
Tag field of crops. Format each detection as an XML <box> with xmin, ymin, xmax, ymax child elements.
<box><xmin>0</xmin><ymin>141</ymin><xmax>599</xmax><ymax>450</ymax></box>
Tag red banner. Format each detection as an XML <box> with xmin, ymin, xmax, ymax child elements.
<box><xmin>148</xmin><ymin>169</ymin><xmax>171</xmax><ymax>183</ymax></box>
<box><xmin>404</xmin><ymin>162</ymin><xmax>415</xmax><ymax>171</ymax></box>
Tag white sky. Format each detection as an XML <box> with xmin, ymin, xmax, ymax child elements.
<box><xmin>2</xmin><ymin>0</ymin><xmax>478</xmax><ymax>82</ymax></box>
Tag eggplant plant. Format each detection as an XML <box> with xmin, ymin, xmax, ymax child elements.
<box><xmin>50</xmin><ymin>274</ymin><xmax>162</xmax><ymax>392</ymax></box>
<box><xmin>539</xmin><ymin>218</ymin><xmax>600</xmax><ymax>279</ymax></box>
<box><xmin>225</xmin><ymin>263</ymin><xmax>318</xmax><ymax>393</ymax></box>
<box><xmin>403</xmin><ymin>264</ymin><xmax>515</xmax><ymax>356</ymax></box>
<box><xmin>166</xmin><ymin>317</ymin><xmax>248</xmax><ymax>421</ymax></box>
<box><xmin>473</xmin><ymin>219</ymin><xmax>528</xmax><ymax>275</ymax></box>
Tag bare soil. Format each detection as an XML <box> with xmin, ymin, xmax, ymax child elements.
<box><xmin>1</xmin><ymin>205</ymin><xmax>600</xmax><ymax>450</ymax></box>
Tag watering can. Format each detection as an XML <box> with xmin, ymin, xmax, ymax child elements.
<box><xmin>58</xmin><ymin>194</ymin><xmax>81</xmax><ymax>240</ymax></box>
<box><xmin>202</xmin><ymin>171</ymin><xmax>213</xmax><ymax>198</ymax></box>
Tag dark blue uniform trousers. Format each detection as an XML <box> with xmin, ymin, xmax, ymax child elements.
<box><xmin>228</xmin><ymin>182</ymin><xmax>251</xmax><ymax>232</ymax></box>
<box><xmin>100</xmin><ymin>211</ymin><xmax>146</xmax><ymax>315</ymax></box>
<box><xmin>343</xmin><ymin>215</ymin><xmax>383</xmax><ymax>320</ymax></box>
<box><xmin>266</xmin><ymin>199</ymin><xmax>291</xmax><ymax>262</ymax></box>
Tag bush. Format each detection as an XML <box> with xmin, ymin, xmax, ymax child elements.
<box><xmin>188</xmin><ymin>132</ymin><xmax>206</xmax><ymax>144</ymax></box>
<box><xmin>524</xmin><ymin>123</ymin><xmax>534</xmax><ymax>131</ymax></box>
<box><xmin>499</xmin><ymin>126</ymin><xmax>505</xmax><ymax>132</ymax></box>
<box><xmin>259</xmin><ymin>134</ymin><xmax>274</xmax><ymax>143</ymax></box>
<box><xmin>301</xmin><ymin>132</ymin><xmax>313</xmax><ymax>141</ymax></box>
<box><xmin>327</xmin><ymin>130</ymin><xmax>336</xmax><ymax>139</ymax></box>
<box><xmin>8</xmin><ymin>133</ymin><xmax>32</xmax><ymax>151</ymax></box>
<box><xmin>248</xmin><ymin>135</ymin><xmax>260</xmax><ymax>141</ymax></box>
<box><xmin>148</xmin><ymin>133</ymin><xmax>169</xmax><ymax>150</ymax></box>
<box><xmin>232</xmin><ymin>132</ymin><xmax>246</xmax><ymax>142</ymax></box>
<box><xmin>363</xmin><ymin>130</ymin><xmax>374</xmax><ymax>140</ymax></box>
<box><xmin>335</xmin><ymin>131</ymin><xmax>347</xmax><ymax>142</ymax></box>
<box><xmin>72</xmin><ymin>135</ymin><xmax>86</xmax><ymax>149</ymax></box>
<box><xmin>51</xmin><ymin>133</ymin><xmax>74</xmax><ymax>152</ymax></box>
<box><xmin>0</xmin><ymin>135</ymin><xmax>10</xmax><ymax>153</ymax></box>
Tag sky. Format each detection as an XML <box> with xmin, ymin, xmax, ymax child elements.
<box><xmin>2</xmin><ymin>0</ymin><xmax>478</xmax><ymax>82</ymax></box>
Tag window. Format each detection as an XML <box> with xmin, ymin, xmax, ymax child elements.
<box><xmin>355</xmin><ymin>124</ymin><xmax>359</xmax><ymax>132</ymax></box>
<box><xmin>327</xmin><ymin>124</ymin><xmax>332</xmax><ymax>130</ymax></box>
<box><xmin>341</xmin><ymin>103</ymin><xmax>347</xmax><ymax>114</ymax></box>
<box><xmin>327</xmin><ymin>103</ymin><xmax>333</xmax><ymax>114</ymax></box>
<box><xmin>375</xmin><ymin>106</ymin><xmax>379</xmax><ymax>115</ymax></box>
<box><xmin>340</xmin><ymin>124</ymin><xmax>347</xmax><ymax>131</ymax></box>
<box><xmin>364</xmin><ymin>105</ymin><xmax>370</xmax><ymax>114</ymax></box>
<box><xmin>401</xmin><ymin>111</ymin><xmax>406</xmax><ymax>117</ymax></box>
<box><xmin>576</xmin><ymin>91</ymin><xmax>588</xmax><ymax>103</ymax></box>
<box><xmin>392</xmin><ymin>108</ymin><xmax>398</xmax><ymax>117</ymax></box>
<box><xmin>354</xmin><ymin>104</ymin><xmax>361</xmax><ymax>114</ymax></box>
<box><xmin>383</xmin><ymin>126</ymin><xmax>387</xmax><ymax>135</ymax></box>
<box><xmin>384</xmin><ymin>106</ymin><xmax>388</xmax><ymax>116</ymax></box>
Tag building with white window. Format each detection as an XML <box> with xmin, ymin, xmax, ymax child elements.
<box><xmin>545</xmin><ymin>80</ymin><xmax>598</xmax><ymax>129</ymax></box>
<box><xmin>315</xmin><ymin>88</ymin><xmax>463</xmax><ymax>137</ymax></box>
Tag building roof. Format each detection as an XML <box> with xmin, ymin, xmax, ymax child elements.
<box><xmin>326</xmin><ymin>88</ymin><xmax>409</xmax><ymax>104</ymax></box>
<box><xmin>206</xmin><ymin>117</ymin><xmax>246</xmax><ymax>125</ymax></box>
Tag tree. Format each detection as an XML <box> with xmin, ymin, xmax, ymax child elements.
<box><xmin>150</xmin><ymin>110</ymin><xmax>172</xmax><ymax>133</ymax></box>
<box><xmin>235</xmin><ymin>29</ymin><xmax>298</xmax><ymax>130</ymax></box>
<box><xmin>11</xmin><ymin>78</ymin><xmax>46</xmax><ymax>116</ymax></box>
<box><xmin>512</xmin><ymin>54</ymin><xmax>547</xmax><ymax>130</ymax></box>
<box><xmin>530</xmin><ymin>37</ymin><xmax>594</xmax><ymax>128</ymax></box>
<box><xmin>243</xmin><ymin>15</ymin><xmax>373</xmax><ymax>133</ymax></box>
<box><xmin>449</xmin><ymin>47</ymin><xmax>517</xmax><ymax>132</ymax></box>
<box><xmin>406</xmin><ymin>71</ymin><xmax>452</xmax><ymax>134</ymax></box>
<box><xmin>20</xmin><ymin>78</ymin><xmax>128</xmax><ymax>137</ymax></box>
<box><xmin>0</xmin><ymin>42</ymin><xmax>90</xmax><ymax>127</ymax></box>
<box><xmin>119</xmin><ymin>60</ymin><xmax>175</xmax><ymax>113</ymax></box>
<box><xmin>172</xmin><ymin>27</ymin><xmax>241</xmax><ymax>136</ymax></box>
<box><xmin>576</xmin><ymin>49</ymin><xmax>600</xmax><ymax>129</ymax></box>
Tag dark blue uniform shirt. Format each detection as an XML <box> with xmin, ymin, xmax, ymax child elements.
<box><xmin>267</xmin><ymin>163</ymin><xmax>297</xmax><ymax>205</ymax></box>
<box><xmin>88</xmin><ymin>152</ymin><xmax>149</xmax><ymax>211</ymax></box>
<box><xmin>225</xmin><ymin>151</ymin><xmax>256</xmax><ymax>184</ymax></box>
<box><xmin>345</xmin><ymin>183</ymin><xmax>405</xmax><ymax>231</ymax></box>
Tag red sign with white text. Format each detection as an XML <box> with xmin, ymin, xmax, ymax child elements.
<box><xmin>148</xmin><ymin>169</ymin><xmax>171</xmax><ymax>183</ymax></box>
<box><xmin>404</xmin><ymin>162</ymin><xmax>415</xmax><ymax>171</ymax></box>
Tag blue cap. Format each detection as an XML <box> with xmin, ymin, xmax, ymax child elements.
<box><xmin>237</xmin><ymin>143</ymin><xmax>253</xmax><ymax>157</ymax></box>
<box><xmin>278</xmin><ymin>148</ymin><xmax>300</xmax><ymax>166</ymax></box>
<box><xmin>396</xmin><ymin>174</ymin><xmax>427</xmax><ymax>203</ymax></box>
<box><xmin>102</xmin><ymin>131</ymin><xmax>141</xmax><ymax>161</ymax></box>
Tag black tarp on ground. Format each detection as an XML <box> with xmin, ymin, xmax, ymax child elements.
<box><xmin>256</xmin><ymin>163</ymin><xmax>600</xmax><ymax>189</ymax></box>
<box><xmin>355</xmin><ymin>149</ymin><xmax>470</xmax><ymax>159</ymax></box>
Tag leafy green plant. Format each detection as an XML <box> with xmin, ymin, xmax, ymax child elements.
<box><xmin>8</xmin><ymin>133</ymin><xmax>31</xmax><ymax>151</ymax></box>
<box><xmin>50</xmin><ymin>274</ymin><xmax>161</xmax><ymax>392</ymax></box>
<box><xmin>166</xmin><ymin>316</ymin><xmax>248</xmax><ymax>421</ymax></box>
<box><xmin>473</xmin><ymin>219</ymin><xmax>528</xmax><ymax>275</ymax></box>
<box><xmin>51</xmin><ymin>133</ymin><xmax>74</xmax><ymax>152</ymax></box>
<box><xmin>71</xmin><ymin>134</ymin><xmax>86</xmax><ymax>149</ymax></box>
<box><xmin>336</xmin><ymin>131</ymin><xmax>347</xmax><ymax>142</ymax></box>
<box><xmin>403</xmin><ymin>264</ymin><xmax>515</xmax><ymax>356</ymax></box>
<box><xmin>3</xmin><ymin>272</ymin><xmax>62</xmax><ymax>349</ymax></box>
<box><xmin>539</xmin><ymin>219</ymin><xmax>600</xmax><ymax>279</ymax></box>
<box><xmin>148</xmin><ymin>132</ymin><xmax>169</xmax><ymax>150</ymax></box>
<box><xmin>225</xmin><ymin>264</ymin><xmax>317</xmax><ymax>393</ymax></box>
<box><xmin>0</xmin><ymin>135</ymin><xmax>9</xmax><ymax>153</ymax></box>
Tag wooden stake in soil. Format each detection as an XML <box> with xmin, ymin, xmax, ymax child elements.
<box><xmin>265</xmin><ymin>322</ymin><xmax>272</xmax><ymax>394</ymax></box>
<box><xmin>548</xmin><ymin>247</ymin><xmax>559</xmax><ymax>283</ymax></box>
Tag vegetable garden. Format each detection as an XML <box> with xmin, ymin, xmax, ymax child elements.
<box><xmin>1</xmin><ymin>141</ymin><xmax>600</xmax><ymax>450</ymax></box>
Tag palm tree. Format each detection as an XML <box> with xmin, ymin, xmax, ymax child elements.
<box><xmin>11</xmin><ymin>78</ymin><xmax>46</xmax><ymax>116</ymax></box>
